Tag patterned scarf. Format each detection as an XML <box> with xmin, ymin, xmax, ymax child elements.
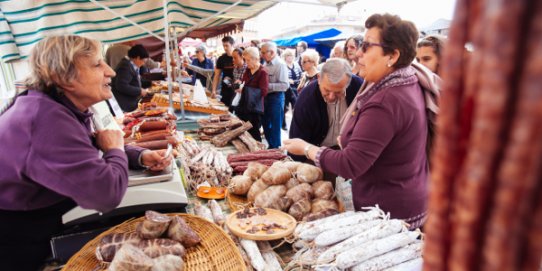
<box><xmin>356</xmin><ymin>66</ymin><xmax>418</xmax><ymax>110</ymax></box>
<box><xmin>340</xmin><ymin>66</ymin><xmax>418</xmax><ymax>135</ymax></box>
<box><xmin>340</xmin><ymin>63</ymin><xmax>442</xmax><ymax>157</ymax></box>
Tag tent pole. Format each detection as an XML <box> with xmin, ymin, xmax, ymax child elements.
<box><xmin>89</xmin><ymin>0</ymin><xmax>164</xmax><ymax>41</ymax></box>
<box><xmin>173</xmin><ymin>26</ymin><xmax>186</xmax><ymax>120</ymax></box>
<box><xmin>163</xmin><ymin>0</ymin><xmax>175</xmax><ymax>116</ymax></box>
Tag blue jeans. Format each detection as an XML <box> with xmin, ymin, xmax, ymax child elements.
<box><xmin>263</xmin><ymin>92</ymin><xmax>284</xmax><ymax>149</ymax></box>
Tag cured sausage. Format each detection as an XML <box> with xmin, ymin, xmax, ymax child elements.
<box><xmin>167</xmin><ymin>216</ymin><xmax>201</xmax><ymax>248</ymax></box>
<box><xmin>139</xmin><ymin>120</ymin><xmax>170</xmax><ymax>132</ymax></box>
<box><xmin>422</xmin><ymin>0</ymin><xmax>470</xmax><ymax>269</ymax></box>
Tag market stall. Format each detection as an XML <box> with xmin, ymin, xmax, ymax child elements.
<box><xmin>55</xmin><ymin>104</ymin><xmax>425</xmax><ymax>270</ymax></box>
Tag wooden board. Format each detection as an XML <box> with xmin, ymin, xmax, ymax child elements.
<box><xmin>226</xmin><ymin>207</ymin><xmax>297</xmax><ymax>241</ymax></box>
<box><xmin>227</xmin><ymin>193</ymin><xmax>251</xmax><ymax>212</ymax></box>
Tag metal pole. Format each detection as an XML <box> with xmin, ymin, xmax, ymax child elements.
<box><xmin>89</xmin><ymin>0</ymin><xmax>164</xmax><ymax>41</ymax></box>
<box><xmin>173</xmin><ymin>27</ymin><xmax>186</xmax><ymax>120</ymax></box>
<box><xmin>163</xmin><ymin>0</ymin><xmax>174</xmax><ymax>115</ymax></box>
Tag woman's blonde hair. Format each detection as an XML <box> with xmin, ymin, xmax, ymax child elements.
<box><xmin>281</xmin><ymin>48</ymin><xmax>295</xmax><ymax>60</ymax></box>
<box><xmin>301</xmin><ymin>49</ymin><xmax>320</xmax><ymax>65</ymax></box>
<box><xmin>25</xmin><ymin>35</ymin><xmax>101</xmax><ymax>93</ymax></box>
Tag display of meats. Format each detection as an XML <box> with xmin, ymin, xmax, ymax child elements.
<box><xmin>121</xmin><ymin>102</ymin><xmax>180</xmax><ymax>151</ymax></box>
<box><xmin>196</xmin><ymin>115</ymin><xmax>265</xmax><ymax>151</ymax></box>
<box><xmin>96</xmin><ymin>211</ymin><xmax>199</xmax><ymax>270</ymax></box>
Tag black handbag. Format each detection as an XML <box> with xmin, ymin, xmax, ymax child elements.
<box><xmin>237</xmin><ymin>72</ymin><xmax>264</xmax><ymax>114</ymax></box>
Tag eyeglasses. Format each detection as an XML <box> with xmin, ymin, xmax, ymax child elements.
<box><xmin>360</xmin><ymin>41</ymin><xmax>387</xmax><ymax>53</ymax></box>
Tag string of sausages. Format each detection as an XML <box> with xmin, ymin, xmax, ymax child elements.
<box><xmin>423</xmin><ymin>1</ymin><xmax>542</xmax><ymax>270</ymax></box>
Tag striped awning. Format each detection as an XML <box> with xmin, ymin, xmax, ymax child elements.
<box><xmin>0</xmin><ymin>0</ymin><xmax>276</xmax><ymax>62</ymax></box>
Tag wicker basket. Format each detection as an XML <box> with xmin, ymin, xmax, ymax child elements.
<box><xmin>62</xmin><ymin>213</ymin><xmax>246</xmax><ymax>271</ymax></box>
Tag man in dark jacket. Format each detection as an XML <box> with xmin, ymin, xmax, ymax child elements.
<box><xmin>112</xmin><ymin>44</ymin><xmax>149</xmax><ymax>112</ymax></box>
<box><xmin>289</xmin><ymin>58</ymin><xmax>363</xmax><ymax>161</ymax></box>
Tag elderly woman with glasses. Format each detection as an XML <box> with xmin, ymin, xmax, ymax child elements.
<box><xmin>283</xmin><ymin>14</ymin><xmax>430</xmax><ymax>229</ymax></box>
<box><xmin>297</xmin><ymin>49</ymin><xmax>320</xmax><ymax>92</ymax></box>
<box><xmin>0</xmin><ymin>35</ymin><xmax>172</xmax><ymax>270</ymax></box>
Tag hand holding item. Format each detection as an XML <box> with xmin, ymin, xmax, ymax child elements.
<box><xmin>141</xmin><ymin>88</ymin><xmax>148</xmax><ymax>97</ymax></box>
<box><xmin>234</xmin><ymin>82</ymin><xmax>244</xmax><ymax>93</ymax></box>
<box><xmin>96</xmin><ymin>129</ymin><xmax>124</xmax><ymax>152</ymax></box>
<box><xmin>180</xmin><ymin>70</ymin><xmax>189</xmax><ymax>77</ymax></box>
<box><xmin>281</xmin><ymin>138</ymin><xmax>309</xmax><ymax>156</ymax></box>
<box><xmin>141</xmin><ymin>148</ymin><xmax>173</xmax><ymax>171</ymax></box>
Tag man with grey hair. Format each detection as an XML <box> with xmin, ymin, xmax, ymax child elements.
<box><xmin>182</xmin><ymin>44</ymin><xmax>214</xmax><ymax>88</ymax></box>
<box><xmin>260</xmin><ymin>41</ymin><xmax>289</xmax><ymax>149</ymax></box>
<box><xmin>289</xmin><ymin>58</ymin><xmax>364</xmax><ymax>161</ymax></box>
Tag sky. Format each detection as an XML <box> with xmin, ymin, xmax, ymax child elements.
<box><xmin>249</xmin><ymin>0</ymin><xmax>457</xmax><ymax>38</ymax></box>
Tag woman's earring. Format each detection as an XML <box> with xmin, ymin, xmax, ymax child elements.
<box><xmin>387</xmin><ymin>62</ymin><xmax>392</xmax><ymax>67</ymax></box>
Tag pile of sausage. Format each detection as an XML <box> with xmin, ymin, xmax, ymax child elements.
<box><xmin>423</xmin><ymin>1</ymin><xmax>542</xmax><ymax>270</ymax></box>
<box><xmin>176</xmin><ymin>138</ymin><xmax>233</xmax><ymax>190</ymax></box>
<box><xmin>97</xmin><ymin>211</ymin><xmax>201</xmax><ymax>270</ymax></box>
<box><xmin>227</xmin><ymin>149</ymin><xmax>287</xmax><ymax>173</ymax></box>
<box><xmin>123</xmin><ymin>102</ymin><xmax>178</xmax><ymax>151</ymax></box>
<box><xmin>197</xmin><ymin>114</ymin><xmax>265</xmax><ymax>151</ymax></box>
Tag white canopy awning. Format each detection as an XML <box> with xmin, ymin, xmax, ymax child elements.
<box><xmin>0</xmin><ymin>0</ymin><xmax>277</xmax><ymax>62</ymax></box>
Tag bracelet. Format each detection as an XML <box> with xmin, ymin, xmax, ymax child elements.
<box><xmin>303</xmin><ymin>144</ymin><xmax>312</xmax><ymax>159</ymax></box>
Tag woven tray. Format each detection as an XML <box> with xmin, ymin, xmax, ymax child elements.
<box><xmin>62</xmin><ymin>213</ymin><xmax>246</xmax><ymax>271</ymax></box>
<box><xmin>227</xmin><ymin>193</ymin><xmax>252</xmax><ymax>212</ymax></box>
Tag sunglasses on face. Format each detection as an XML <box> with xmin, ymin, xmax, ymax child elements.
<box><xmin>360</xmin><ymin>41</ymin><xmax>387</xmax><ymax>53</ymax></box>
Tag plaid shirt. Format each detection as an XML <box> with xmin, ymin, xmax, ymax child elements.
<box><xmin>233</xmin><ymin>63</ymin><xmax>247</xmax><ymax>82</ymax></box>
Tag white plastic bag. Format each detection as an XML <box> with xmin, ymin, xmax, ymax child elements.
<box><xmin>231</xmin><ymin>92</ymin><xmax>241</xmax><ymax>106</ymax></box>
<box><xmin>192</xmin><ymin>79</ymin><xmax>209</xmax><ymax>104</ymax></box>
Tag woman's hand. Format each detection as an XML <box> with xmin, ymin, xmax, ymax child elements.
<box><xmin>141</xmin><ymin>149</ymin><xmax>173</xmax><ymax>171</ymax></box>
<box><xmin>282</xmin><ymin>138</ymin><xmax>309</xmax><ymax>155</ymax></box>
<box><xmin>95</xmin><ymin>129</ymin><xmax>124</xmax><ymax>152</ymax></box>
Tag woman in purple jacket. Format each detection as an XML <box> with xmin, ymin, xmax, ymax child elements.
<box><xmin>0</xmin><ymin>35</ymin><xmax>172</xmax><ymax>270</ymax></box>
<box><xmin>283</xmin><ymin>14</ymin><xmax>428</xmax><ymax>228</ymax></box>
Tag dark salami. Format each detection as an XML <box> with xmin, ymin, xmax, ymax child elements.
<box><xmin>139</xmin><ymin>120</ymin><xmax>170</xmax><ymax>132</ymax></box>
<box><xmin>136</xmin><ymin>132</ymin><xmax>170</xmax><ymax>143</ymax></box>
<box><xmin>482</xmin><ymin>2</ymin><xmax>542</xmax><ymax>269</ymax></box>
<box><xmin>133</xmin><ymin>138</ymin><xmax>177</xmax><ymax>150</ymax></box>
<box><xmin>229</xmin><ymin>159</ymin><xmax>280</xmax><ymax>168</ymax></box>
<box><xmin>167</xmin><ymin>216</ymin><xmax>202</xmax><ymax>248</ymax></box>
<box><xmin>422</xmin><ymin>0</ymin><xmax>471</xmax><ymax>269</ymax></box>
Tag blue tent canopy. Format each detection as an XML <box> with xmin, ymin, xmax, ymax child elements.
<box><xmin>274</xmin><ymin>28</ymin><xmax>341</xmax><ymax>47</ymax></box>
<box><xmin>274</xmin><ymin>28</ymin><xmax>341</xmax><ymax>60</ymax></box>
